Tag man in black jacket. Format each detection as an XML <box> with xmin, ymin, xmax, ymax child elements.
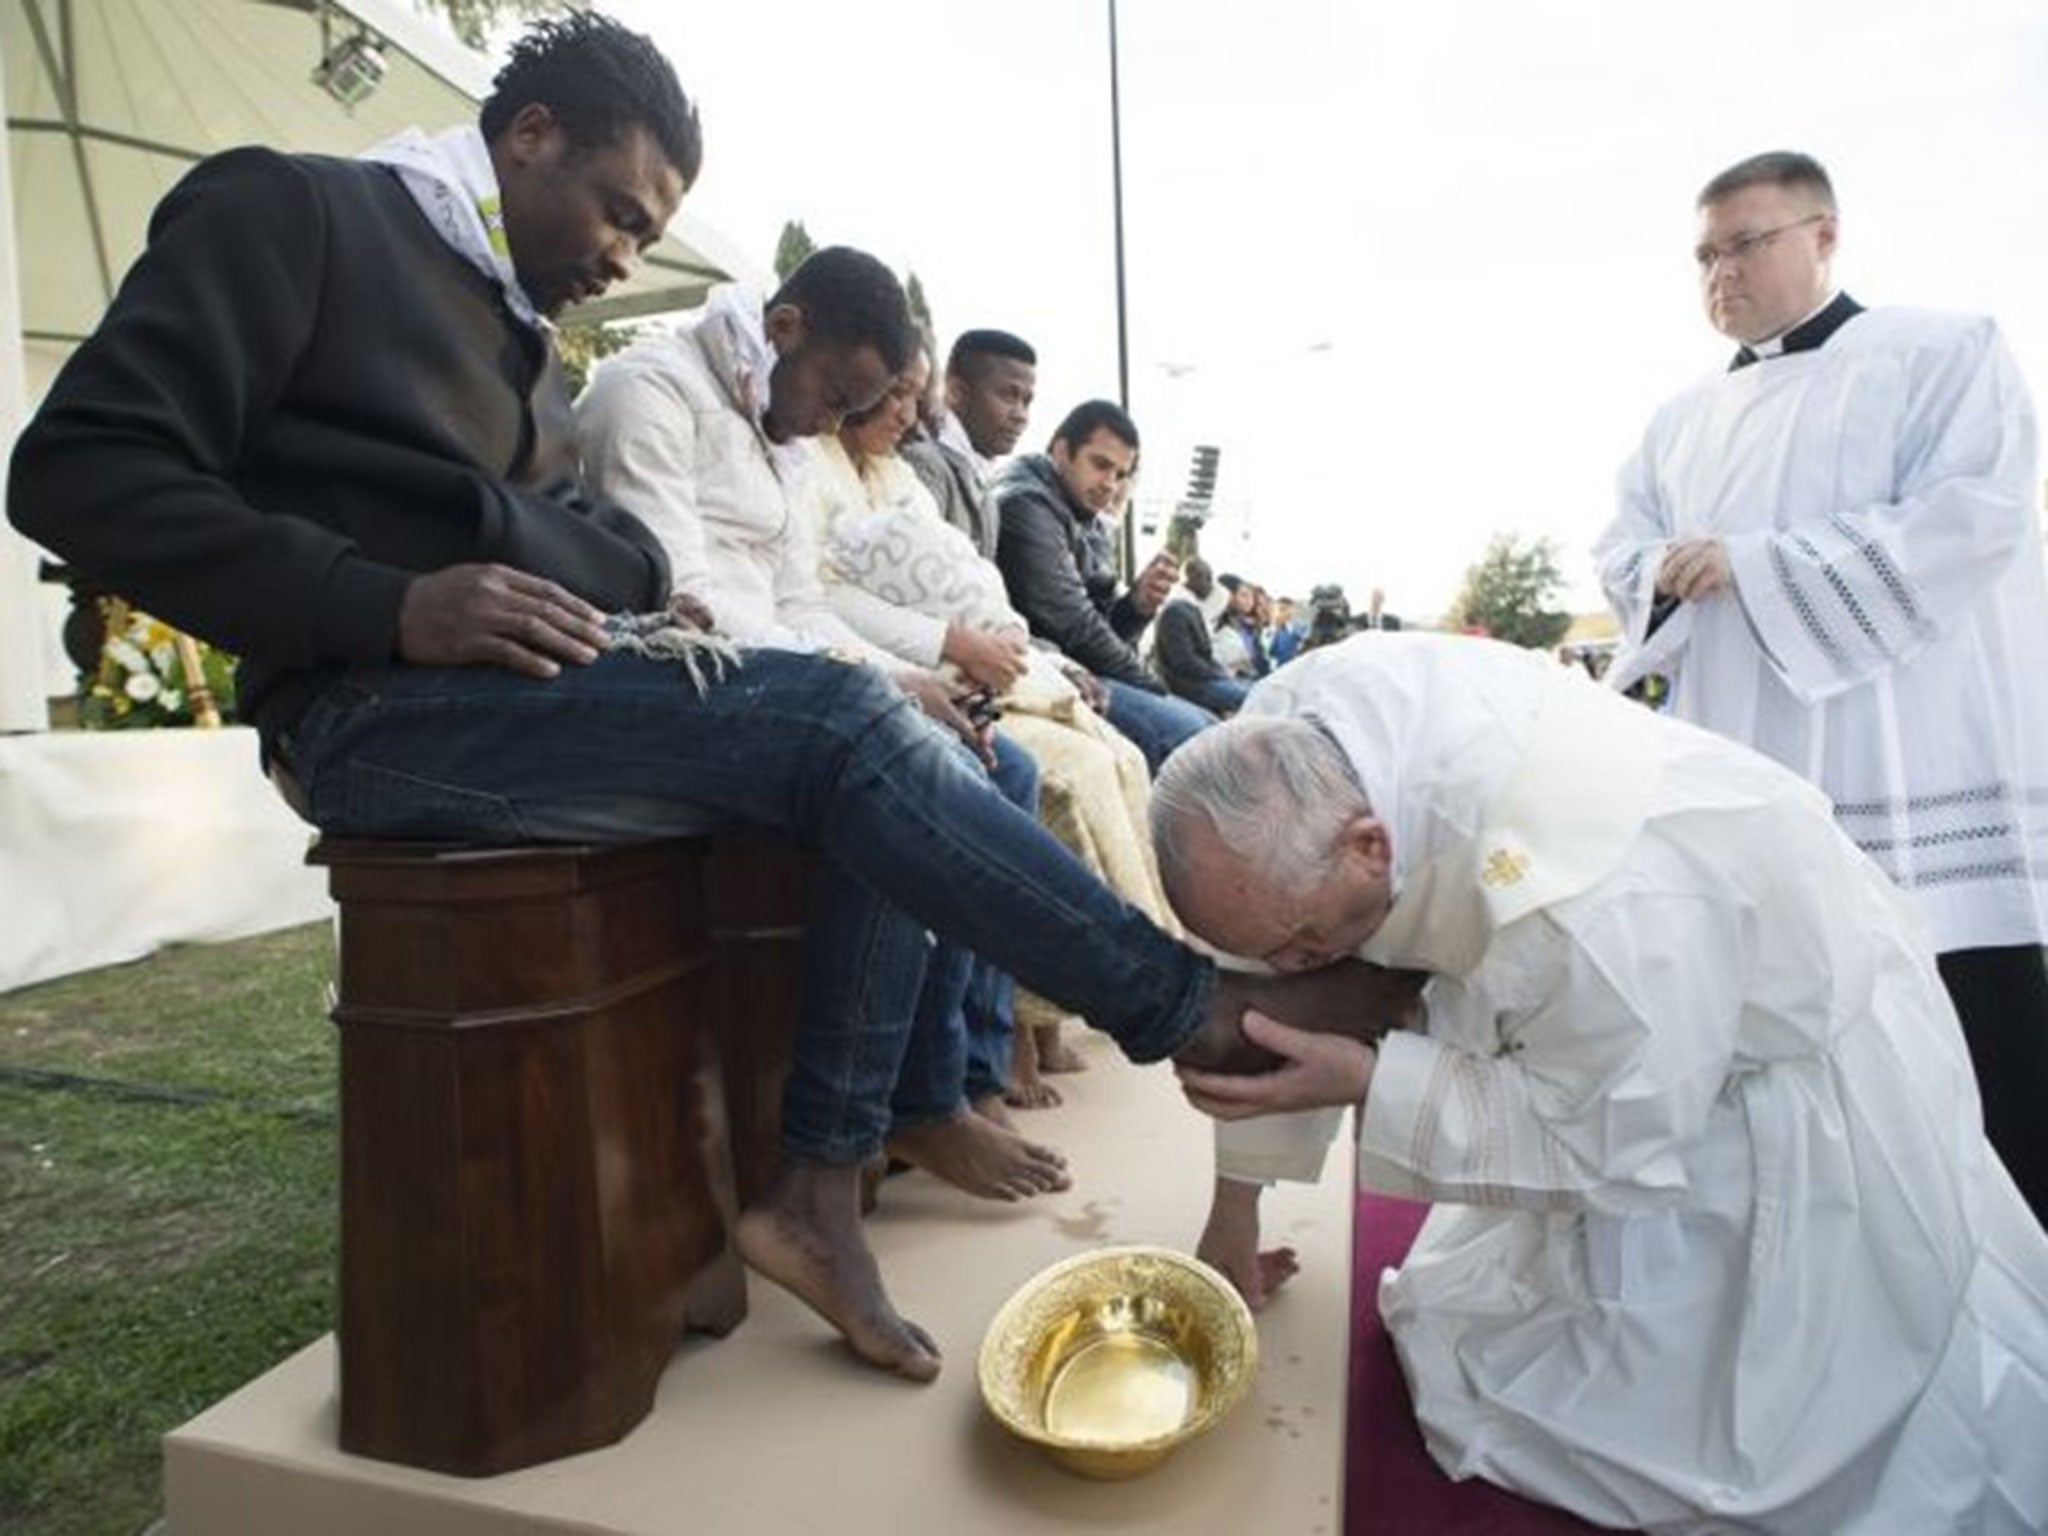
<box><xmin>1153</xmin><ymin>557</ymin><xmax>1252</xmax><ymax>716</ymax></box>
<box><xmin>992</xmin><ymin>399</ymin><xmax>1213</xmax><ymax>770</ymax></box>
<box><xmin>5</xmin><ymin>13</ymin><xmax>1398</xmax><ymax>1384</ymax></box>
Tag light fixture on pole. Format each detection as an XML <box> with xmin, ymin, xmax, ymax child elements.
<box><xmin>1107</xmin><ymin>0</ymin><xmax>1135</xmax><ymax>577</ymax></box>
<box><xmin>312</xmin><ymin>4</ymin><xmax>388</xmax><ymax>112</ymax></box>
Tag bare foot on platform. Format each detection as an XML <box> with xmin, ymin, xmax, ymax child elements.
<box><xmin>1175</xmin><ymin>960</ymin><xmax>1428</xmax><ymax>1074</ymax></box>
<box><xmin>887</xmin><ymin>1111</ymin><xmax>1070</xmax><ymax>1201</ymax></box>
<box><xmin>971</xmin><ymin>1092</ymin><xmax>1018</xmax><ymax>1130</ymax></box>
<box><xmin>1034</xmin><ymin>1019</ymin><xmax>1090</xmax><ymax>1074</ymax></box>
<box><xmin>734</xmin><ymin>1164</ymin><xmax>942</xmax><ymax>1382</ymax></box>
<box><xmin>1004</xmin><ymin>1073</ymin><xmax>1061</xmax><ymax>1109</ymax></box>
<box><xmin>1004</xmin><ymin>1023</ymin><xmax>1063</xmax><ymax>1108</ymax></box>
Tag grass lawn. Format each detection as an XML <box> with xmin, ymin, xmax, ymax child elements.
<box><xmin>0</xmin><ymin>922</ymin><xmax>338</xmax><ymax>1536</ymax></box>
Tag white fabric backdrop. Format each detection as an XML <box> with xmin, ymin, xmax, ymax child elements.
<box><xmin>0</xmin><ymin>727</ymin><xmax>331</xmax><ymax>993</ymax></box>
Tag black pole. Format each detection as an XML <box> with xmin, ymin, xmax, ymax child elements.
<box><xmin>1108</xmin><ymin>0</ymin><xmax>1135</xmax><ymax>576</ymax></box>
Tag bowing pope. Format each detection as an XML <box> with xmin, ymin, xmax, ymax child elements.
<box><xmin>1152</xmin><ymin>634</ymin><xmax>2048</xmax><ymax>1535</ymax></box>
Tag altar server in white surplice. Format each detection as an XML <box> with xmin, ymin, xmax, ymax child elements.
<box><xmin>1593</xmin><ymin>150</ymin><xmax>2048</xmax><ymax>1225</ymax></box>
<box><xmin>1154</xmin><ymin>635</ymin><xmax>2048</xmax><ymax>1535</ymax></box>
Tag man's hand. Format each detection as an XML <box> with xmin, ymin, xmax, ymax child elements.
<box><xmin>1130</xmin><ymin>551</ymin><xmax>1180</xmax><ymax>617</ymax></box>
<box><xmin>396</xmin><ymin>564</ymin><xmax>608</xmax><ymax>679</ymax></box>
<box><xmin>1656</xmin><ymin>538</ymin><xmax>1733</xmax><ymax>602</ymax></box>
<box><xmin>1061</xmin><ymin>662</ymin><xmax>1111</xmax><ymax>713</ymax></box>
<box><xmin>942</xmin><ymin>621</ymin><xmax>1029</xmax><ymax>692</ymax></box>
<box><xmin>1196</xmin><ymin>1176</ymin><xmax>1300</xmax><ymax>1313</ymax></box>
<box><xmin>668</xmin><ymin>591</ymin><xmax>717</xmax><ymax>633</ymax></box>
<box><xmin>1177</xmin><ymin>1011</ymin><xmax>1376</xmax><ymax>1121</ymax></box>
<box><xmin>894</xmin><ymin>667</ymin><xmax>996</xmax><ymax>766</ymax></box>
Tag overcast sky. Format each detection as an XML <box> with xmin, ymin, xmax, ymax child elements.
<box><xmin>573</xmin><ymin>0</ymin><xmax>2048</xmax><ymax>618</ymax></box>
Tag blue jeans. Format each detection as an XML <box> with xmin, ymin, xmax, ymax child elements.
<box><xmin>1100</xmin><ymin>678</ymin><xmax>1216</xmax><ymax>773</ymax></box>
<box><xmin>1177</xmin><ymin>675</ymin><xmax>1253</xmax><ymax>717</ymax></box>
<box><xmin>890</xmin><ymin>730</ymin><xmax>1037</xmax><ymax>1126</ymax></box>
<box><xmin>276</xmin><ymin>649</ymin><xmax>1208</xmax><ymax>1163</ymax></box>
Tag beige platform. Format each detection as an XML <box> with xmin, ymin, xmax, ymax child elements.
<box><xmin>164</xmin><ymin>1030</ymin><xmax>1353</xmax><ymax>1535</ymax></box>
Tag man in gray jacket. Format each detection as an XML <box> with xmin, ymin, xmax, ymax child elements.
<box><xmin>992</xmin><ymin>399</ymin><xmax>1212</xmax><ymax>770</ymax></box>
<box><xmin>902</xmin><ymin>328</ymin><xmax>1037</xmax><ymax>559</ymax></box>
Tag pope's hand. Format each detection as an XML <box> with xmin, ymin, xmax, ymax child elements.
<box><xmin>1656</xmin><ymin>538</ymin><xmax>1733</xmax><ymax>601</ymax></box>
<box><xmin>1176</xmin><ymin>1011</ymin><xmax>1375</xmax><ymax>1121</ymax></box>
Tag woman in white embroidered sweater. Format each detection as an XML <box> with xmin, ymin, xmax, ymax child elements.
<box><xmin>799</xmin><ymin>347</ymin><xmax>1176</xmax><ymax>1104</ymax></box>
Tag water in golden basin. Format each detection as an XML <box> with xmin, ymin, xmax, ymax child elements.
<box><xmin>977</xmin><ymin>1245</ymin><xmax>1259</xmax><ymax>1479</ymax></box>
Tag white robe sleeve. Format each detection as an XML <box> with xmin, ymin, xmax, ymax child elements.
<box><xmin>1723</xmin><ymin>317</ymin><xmax>2040</xmax><ymax>705</ymax></box>
<box><xmin>1592</xmin><ymin>415</ymin><xmax>1695</xmax><ymax>694</ymax></box>
<box><xmin>1214</xmin><ymin>1108</ymin><xmax>1347</xmax><ymax>1184</ymax></box>
<box><xmin>1356</xmin><ymin>892</ymin><xmax>1743</xmax><ymax>1213</ymax></box>
<box><xmin>1592</xmin><ymin>438</ymin><xmax>1674</xmax><ymax>647</ymax></box>
<box><xmin>822</xmin><ymin>581</ymin><xmax>949</xmax><ymax>669</ymax></box>
<box><xmin>765</xmin><ymin>502</ymin><xmax>902</xmax><ymax>667</ymax></box>
<box><xmin>574</xmin><ymin>364</ymin><xmax>720</xmax><ymax>614</ymax></box>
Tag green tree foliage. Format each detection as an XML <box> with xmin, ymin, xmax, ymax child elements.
<box><xmin>1450</xmin><ymin>533</ymin><xmax>1572</xmax><ymax>649</ymax></box>
<box><xmin>417</xmin><ymin>0</ymin><xmax>564</xmax><ymax>51</ymax></box>
<box><xmin>905</xmin><ymin>271</ymin><xmax>934</xmax><ymax>339</ymax></box>
<box><xmin>555</xmin><ymin>321</ymin><xmax>639</xmax><ymax>399</ymax></box>
<box><xmin>774</xmin><ymin>219</ymin><xmax>818</xmax><ymax>281</ymax></box>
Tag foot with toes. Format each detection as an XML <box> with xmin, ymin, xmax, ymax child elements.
<box><xmin>734</xmin><ymin>1163</ymin><xmax>943</xmax><ymax>1382</ymax></box>
<box><xmin>885</xmin><ymin>1110</ymin><xmax>1071</xmax><ymax>1201</ymax></box>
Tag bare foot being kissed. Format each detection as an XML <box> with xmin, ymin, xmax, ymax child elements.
<box><xmin>734</xmin><ymin>1163</ymin><xmax>941</xmax><ymax>1382</ymax></box>
<box><xmin>1175</xmin><ymin>959</ymin><xmax>1428</xmax><ymax>1074</ymax></box>
<box><xmin>886</xmin><ymin>1110</ymin><xmax>1070</xmax><ymax>1201</ymax></box>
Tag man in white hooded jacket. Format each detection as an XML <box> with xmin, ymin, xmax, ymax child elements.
<box><xmin>1153</xmin><ymin>634</ymin><xmax>2048</xmax><ymax>1535</ymax></box>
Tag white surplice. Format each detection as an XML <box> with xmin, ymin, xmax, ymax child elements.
<box><xmin>1593</xmin><ymin>307</ymin><xmax>2048</xmax><ymax>953</ymax></box>
<box><xmin>1215</xmin><ymin>635</ymin><xmax>2048</xmax><ymax>1535</ymax></box>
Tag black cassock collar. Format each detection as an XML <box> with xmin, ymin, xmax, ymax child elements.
<box><xmin>1729</xmin><ymin>292</ymin><xmax>1866</xmax><ymax>371</ymax></box>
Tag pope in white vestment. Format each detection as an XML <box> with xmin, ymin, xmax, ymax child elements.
<box><xmin>1155</xmin><ymin>635</ymin><xmax>2048</xmax><ymax>1535</ymax></box>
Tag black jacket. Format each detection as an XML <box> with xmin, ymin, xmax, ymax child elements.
<box><xmin>990</xmin><ymin>454</ymin><xmax>1157</xmax><ymax>689</ymax></box>
<box><xmin>7</xmin><ymin>147</ymin><xmax>669</xmax><ymax>740</ymax></box>
<box><xmin>1152</xmin><ymin>599</ymin><xmax>1232</xmax><ymax>698</ymax></box>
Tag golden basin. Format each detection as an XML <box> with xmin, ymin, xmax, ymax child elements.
<box><xmin>976</xmin><ymin>1245</ymin><xmax>1259</xmax><ymax>1479</ymax></box>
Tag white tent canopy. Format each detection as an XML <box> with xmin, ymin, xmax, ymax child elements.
<box><xmin>0</xmin><ymin>0</ymin><xmax>756</xmax><ymax>730</ymax></box>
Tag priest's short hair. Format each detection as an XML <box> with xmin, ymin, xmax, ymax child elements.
<box><xmin>1697</xmin><ymin>150</ymin><xmax>1835</xmax><ymax>211</ymax></box>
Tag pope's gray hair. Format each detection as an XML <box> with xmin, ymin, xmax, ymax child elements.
<box><xmin>1151</xmin><ymin>716</ymin><xmax>1372</xmax><ymax>904</ymax></box>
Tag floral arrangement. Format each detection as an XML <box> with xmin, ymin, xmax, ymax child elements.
<box><xmin>81</xmin><ymin>608</ymin><xmax>236</xmax><ymax>729</ymax></box>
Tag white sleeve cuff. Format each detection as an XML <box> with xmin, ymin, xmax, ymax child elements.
<box><xmin>1214</xmin><ymin>1109</ymin><xmax>1346</xmax><ymax>1184</ymax></box>
<box><xmin>1357</xmin><ymin>1030</ymin><xmax>1440</xmax><ymax>1169</ymax></box>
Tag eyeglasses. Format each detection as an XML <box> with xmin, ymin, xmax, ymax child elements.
<box><xmin>1693</xmin><ymin>213</ymin><xmax>1826</xmax><ymax>273</ymax></box>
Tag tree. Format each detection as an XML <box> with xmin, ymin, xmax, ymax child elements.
<box><xmin>1449</xmin><ymin>533</ymin><xmax>1572</xmax><ymax>650</ymax></box>
<box><xmin>774</xmin><ymin>219</ymin><xmax>817</xmax><ymax>281</ymax></box>
<box><xmin>417</xmin><ymin>0</ymin><xmax>564</xmax><ymax>51</ymax></box>
<box><xmin>905</xmin><ymin>271</ymin><xmax>934</xmax><ymax>339</ymax></box>
<box><xmin>555</xmin><ymin>321</ymin><xmax>638</xmax><ymax>399</ymax></box>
